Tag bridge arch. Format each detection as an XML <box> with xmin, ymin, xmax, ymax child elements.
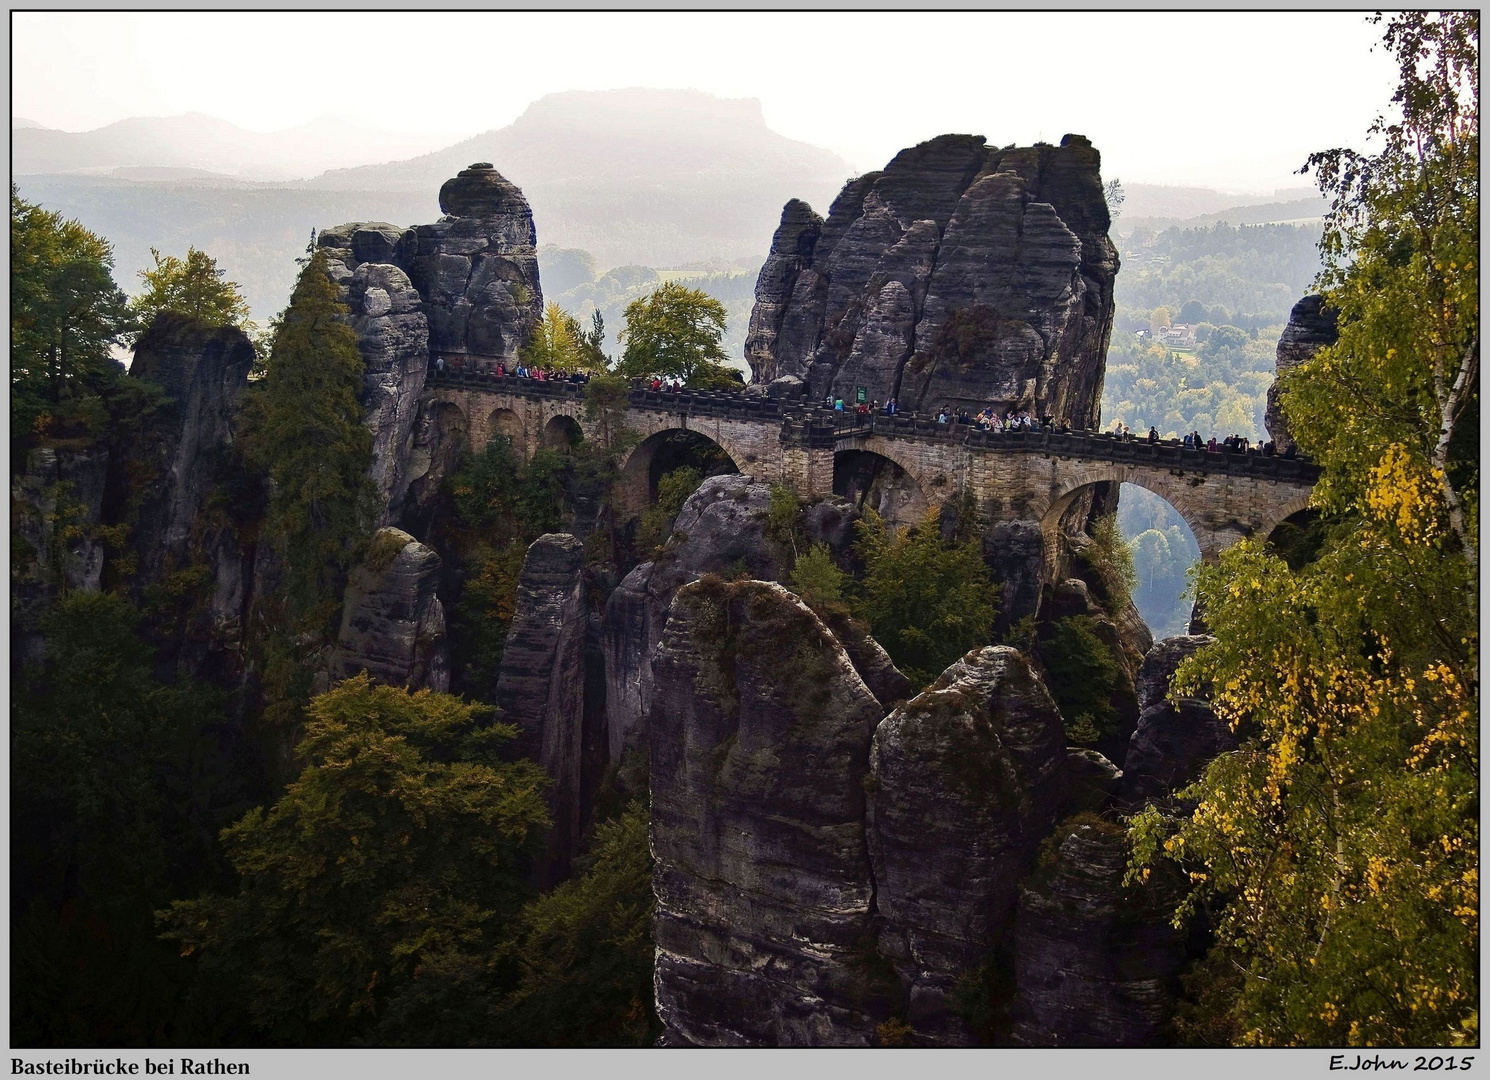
<box><xmin>615</xmin><ymin>426</ymin><xmax>744</xmax><ymax>519</ymax></box>
<box><xmin>1039</xmin><ymin>466</ymin><xmax>1240</xmax><ymax>568</ymax></box>
<box><xmin>833</xmin><ymin>448</ymin><xmax>930</xmax><ymax>530</ymax></box>
<box><xmin>542</xmin><ymin>414</ymin><xmax>584</xmax><ymax>452</ymax></box>
<box><xmin>486</xmin><ymin>406</ymin><xmax>525</xmax><ymax>449</ymax></box>
<box><xmin>836</xmin><ymin>433</ymin><xmax>946</xmax><ymax>505</ymax></box>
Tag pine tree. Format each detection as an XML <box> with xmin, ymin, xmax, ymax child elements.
<box><xmin>241</xmin><ymin>251</ymin><xmax>376</xmax><ymax>728</ymax></box>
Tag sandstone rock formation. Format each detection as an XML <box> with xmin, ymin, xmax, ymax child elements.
<box><xmin>1122</xmin><ymin>634</ymin><xmax>1235</xmax><ymax>805</ymax></box>
<box><xmin>408</xmin><ymin>164</ymin><xmax>544</xmax><ymax>369</ymax></box>
<box><xmin>745</xmin><ymin>134</ymin><xmax>1117</xmax><ymax>423</ymax></box>
<box><xmin>319</xmin><ymin>164</ymin><xmax>543</xmax><ymax>523</ymax></box>
<box><xmin>601</xmin><ymin>475</ymin><xmax>792</xmax><ymax>768</ymax></box>
<box><xmin>329</xmin><ymin>527</ymin><xmax>449</xmax><ymax>694</ymax></box>
<box><xmin>983</xmin><ymin>520</ymin><xmax>1046</xmax><ymax>637</ymax></box>
<box><xmin>318</xmin><ymin>226</ymin><xmax>432</xmax><ymax>523</ymax></box>
<box><xmin>868</xmin><ymin>646</ymin><xmax>1068</xmax><ymax>1045</ymax></box>
<box><xmin>126</xmin><ymin>313</ymin><xmax>257</xmax><ymax>579</ymax></box>
<box><xmin>121</xmin><ymin>313</ymin><xmax>258</xmax><ymax>676</ymax></box>
<box><xmin>1038</xmin><ymin>575</ymin><xmax>1150</xmax><ymax>767</ymax></box>
<box><xmin>493</xmin><ymin>533</ymin><xmax>590</xmax><ymax>881</ymax></box>
<box><xmin>650</xmin><ymin>578</ymin><xmax>888</xmax><ymax>1046</ymax></box>
<box><xmin>11</xmin><ymin>443</ymin><xmax>111</xmax><ymax>657</ymax></box>
<box><xmin>1010</xmin><ymin>820</ymin><xmax>1185</xmax><ymax>1046</ymax></box>
<box><xmin>1267</xmin><ymin>294</ymin><xmax>1338</xmax><ymax>453</ymax></box>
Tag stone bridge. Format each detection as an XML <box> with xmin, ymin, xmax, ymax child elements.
<box><xmin>423</xmin><ymin>370</ymin><xmax>1319</xmax><ymax>563</ymax></box>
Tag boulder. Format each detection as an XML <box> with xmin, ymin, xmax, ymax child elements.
<box><xmin>407</xmin><ymin>164</ymin><xmax>543</xmax><ymax>368</ymax></box>
<box><xmin>329</xmin><ymin>527</ymin><xmax>449</xmax><ymax>693</ymax></box>
<box><xmin>650</xmin><ymin>578</ymin><xmax>887</xmax><ymax>1046</ymax></box>
<box><xmin>868</xmin><ymin>646</ymin><xmax>1067</xmax><ymax>1045</ymax></box>
<box><xmin>1063</xmin><ymin>748</ymin><xmax>1123</xmax><ymax>815</ymax></box>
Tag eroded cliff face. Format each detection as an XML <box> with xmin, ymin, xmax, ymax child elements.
<box><xmin>1267</xmin><ymin>294</ymin><xmax>1339</xmax><ymax>453</ymax></box>
<box><xmin>1010</xmin><ymin>820</ymin><xmax>1186</xmax><ymax>1047</ymax></box>
<box><xmin>329</xmin><ymin>526</ymin><xmax>450</xmax><ymax>694</ymax></box>
<box><xmin>649</xmin><ymin>578</ymin><xmax>888</xmax><ymax>1046</ymax></box>
<box><xmin>319</xmin><ymin>163</ymin><xmax>544</xmax><ymax>524</ymax></box>
<box><xmin>868</xmin><ymin>646</ymin><xmax>1068</xmax><ymax>1045</ymax></box>
<box><xmin>493</xmin><ymin>532</ymin><xmax>595</xmax><ymax>883</ymax></box>
<box><xmin>745</xmin><ymin>134</ymin><xmax>1117</xmax><ymax>424</ymax></box>
<box><xmin>1122</xmin><ymin>634</ymin><xmax>1234</xmax><ymax>806</ymax></box>
<box><xmin>318</xmin><ymin>227</ymin><xmax>432</xmax><ymax>524</ymax></box>
<box><xmin>601</xmin><ymin>475</ymin><xmax>794</xmax><ymax>772</ymax></box>
<box><xmin>11</xmin><ymin>444</ymin><xmax>111</xmax><ymax>661</ymax></box>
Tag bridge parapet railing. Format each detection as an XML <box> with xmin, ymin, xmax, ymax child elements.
<box><xmin>427</xmin><ymin>371</ymin><xmax>1318</xmax><ymax>482</ymax></box>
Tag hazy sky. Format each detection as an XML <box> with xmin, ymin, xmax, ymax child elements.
<box><xmin>14</xmin><ymin>11</ymin><xmax>1397</xmax><ymax>192</ymax></box>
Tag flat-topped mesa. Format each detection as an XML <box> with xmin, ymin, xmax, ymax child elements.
<box><xmin>745</xmin><ymin>134</ymin><xmax>1117</xmax><ymax>427</ymax></box>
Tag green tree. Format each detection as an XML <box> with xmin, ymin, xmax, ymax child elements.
<box><xmin>1129</xmin><ymin>12</ymin><xmax>1478</xmax><ymax>1047</ymax></box>
<box><xmin>521</xmin><ymin>301</ymin><xmax>596</xmax><ymax>374</ymax></box>
<box><xmin>582</xmin><ymin>371</ymin><xmax>632</xmax><ymax>452</ymax></box>
<box><xmin>12</xmin><ymin>592</ymin><xmax>244</xmax><ymax>1045</ymax></box>
<box><xmin>636</xmin><ymin>465</ymin><xmax>703</xmax><ymax>556</ymax></box>
<box><xmin>1039</xmin><ymin>615</ymin><xmax>1122</xmax><ymax>744</ymax></box>
<box><xmin>439</xmin><ymin>435</ymin><xmax>569</xmax><ymax>697</ymax></box>
<box><xmin>487</xmin><ymin>802</ymin><xmax>659</xmax><ymax>1046</ymax></box>
<box><xmin>790</xmin><ymin>543</ymin><xmax>848</xmax><ymax>613</ymax></box>
<box><xmin>10</xmin><ymin>187</ymin><xmax>130</xmax><ymax>430</ymax></box>
<box><xmin>617</xmin><ymin>281</ymin><xmax>730</xmax><ymax>386</ymax></box>
<box><xmin>850</xmin><ymin>508</ymin><xmax>999</xmax><ymax>687</ymax></box>
<box><xmin>160</xmin><ymin>675</ymin><xmax>552</xmax><ymax>1045</ymax></box>
<box><xmin>239</xmin><ymin>251</ymin><xmax>376</xmax><ymax>730</ymax></box>
<box><xmin>126</xmin><ymin>246</ymin><xmax>253</xmax><ymax>341</ymax></box>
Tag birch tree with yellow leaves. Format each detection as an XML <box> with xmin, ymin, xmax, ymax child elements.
<box><xmin>1129</xmin><ymin>11</ymin><xmax>1478</xmax><ymax>1047</ymax></box>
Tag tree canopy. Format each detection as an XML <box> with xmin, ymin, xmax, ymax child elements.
<box><xmin>1129</xmin><ymin>11</ymin><xmax>1478</xmax><ymax>1047</ymax></box>
<box><xmin>521</xmin><ymin>302</ymin><xmax>608</xmax><ymax>374</ymax></box>
<box><xmin>160</xmin><ymin>675</ymin><xmax>552</xmax><ymax>1044</ymax></box>
<box><xmin>10</xmin><ymin>186</ymin><xmax>130</xmax><ymax>430</ymax></box>
<box><xmin>849</xmin><ymin>506</ymin><xmax>999</xmax><ymax>688</ymax></box>
<box><xmin>616</xmin><ymin>281</ymin><xmax>731</xmax><ymax>386</ymax></box>
<box><xmin>126</xmin><ymin>246</ymin><xmax>254</xmax><ymax>342</ymax></box>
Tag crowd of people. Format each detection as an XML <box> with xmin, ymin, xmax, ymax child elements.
<box><xmin>432</xmin><ymin>355</ymin><xmax>595</xmax><ymax>385</ymax></box>
<box><xmin>436</xmin><ymin>360</ymin><xmax>1296</xmax><ymax>458</ymax></box>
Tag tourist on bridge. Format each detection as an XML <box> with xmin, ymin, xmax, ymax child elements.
<box><xmin>1148</xmin><ymin>426</ymin><xmax>1160</xmax><ymax>444</ymax></box>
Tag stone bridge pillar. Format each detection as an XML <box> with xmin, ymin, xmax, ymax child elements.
<box><xmin>779</xmin><ymin>414</ymin><xmax>836</xmax><ymax>500</ymax></box>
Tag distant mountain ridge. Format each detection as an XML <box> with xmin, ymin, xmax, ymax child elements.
<box><xmin>306</xmin><ymin>89</ymin><xmax>852</xmax><ymax>268</ymax></box>
<box><xmin>12</xmin><ymin>113</ymin><xmax>465</xmax><ymax>181</ymax></box>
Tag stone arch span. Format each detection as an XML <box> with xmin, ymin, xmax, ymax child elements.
<box><xmin>833</xmin><ymin>448</ymin><xmax>930</xmax><ymax>530</ymax></box>
<box><xmin>835</xmin><ymin>433</ymin><xmax>949</xmax><ymax>506</ymax></box>
<box><xmin>1037</xmin><ymin>464</ymin><xmax>1280</xmax><ymax>569</ymax></box>
<box><xmin>543</xmin><ymin>414</ymin><xmax>584</xmax><ymax>451</ymax></box>
<box><xmin>615</xmin><ymin>426</ymin><xmax>746</xmax><ymax>519</ymax></box>
<box><xmin>487</xmin><ymin>406</ymin><xmax>525</xmax><ymax>449</ymax></box>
